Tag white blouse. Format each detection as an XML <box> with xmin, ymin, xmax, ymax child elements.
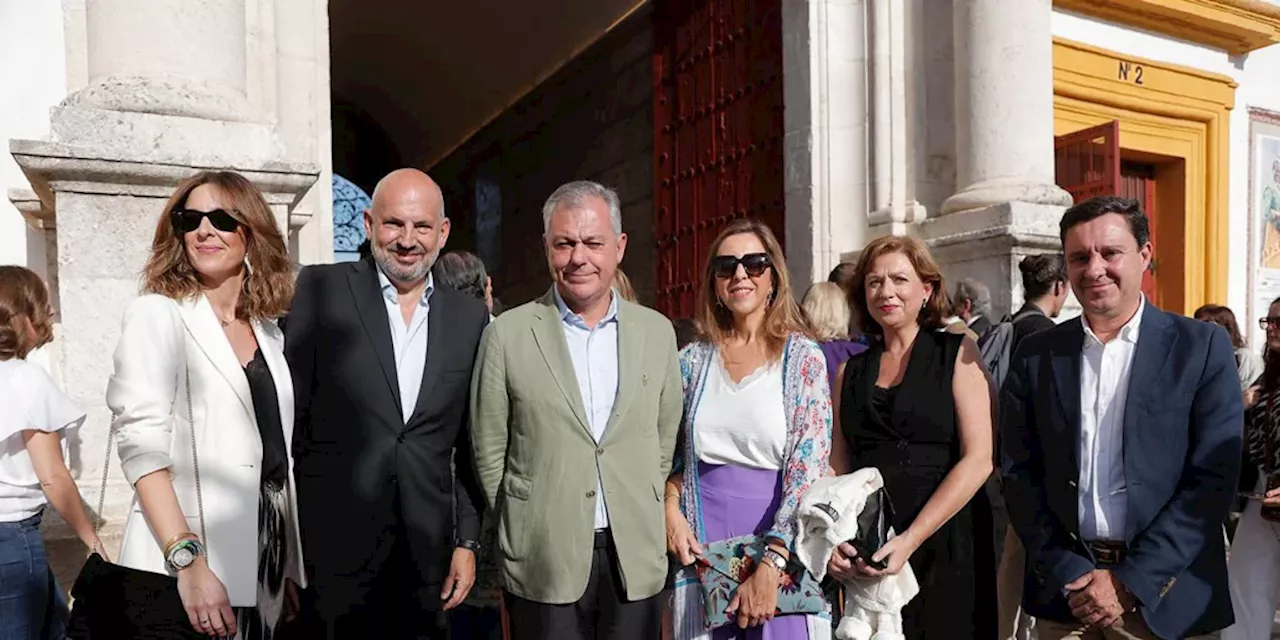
<box><xmin>0</xmin><ymin>358</ymin><xmax>85</xmax><ymax>521</ymax></box>
<box><xmin>693</xmin><ymin>353</ymin><xmax>789</xmax><ymax>470</ymax></box>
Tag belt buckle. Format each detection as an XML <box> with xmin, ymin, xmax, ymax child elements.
<box><xmin>1090</xmin><ymin>543</ymin><xmax>1123</xmax><ymax>565</ymax></box>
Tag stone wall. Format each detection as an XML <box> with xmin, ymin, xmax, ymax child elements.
<box><xmin>429</xmin><ymin>6</ymin><xmax>655</xmax><ymax>307</ymax></box>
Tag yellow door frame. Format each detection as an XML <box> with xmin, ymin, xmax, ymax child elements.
<box><xmin>1053</xmin><ymin>37</ymin><xmax>1236</xmax><ymax>315</ymax></box>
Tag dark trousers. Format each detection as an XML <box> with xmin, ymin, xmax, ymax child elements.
<box><xmin>312</xmin><ymin>513</ymin><xmax>447</xmax><ymax>640</ymax></box>
<box><xmin>504</xmin><ymin>531</ymin><xmax>661</xmax><ymax>640</ymax></box>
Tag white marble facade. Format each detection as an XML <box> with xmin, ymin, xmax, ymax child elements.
<box><xmin>0</xmin><ymin>0</ymin><xmax>332</xmax><ymax>581</ymax></box>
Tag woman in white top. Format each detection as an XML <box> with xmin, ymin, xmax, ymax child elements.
<box><xmin>0</xmin><ymin>266</ymin><xmax>100</xmax><ymax>640</ymax></box>
<box><xmin>664</xmin><ymin>218</ymin><xmax>833</xmax><ymax>639</ymax></box>
<box><xmin>106</xmin><ymin>171</ymin><xmax>305</xmax><ymax>638</ymax></box>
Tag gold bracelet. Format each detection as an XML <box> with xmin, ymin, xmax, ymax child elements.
<box><xmin>162</xmin><ymin>532</ymin><xmax>199</xmax><ymax>558</ymax></box>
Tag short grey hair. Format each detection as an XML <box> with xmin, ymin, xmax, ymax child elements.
<box><xmin>953</xmin><ymin>278</ymin><xmax>993</xmax><ymax>317</ymax></box>
<box><xmin>541</xmin><ymin>180</ymin><xmax>622</xmax><ymax>235</ymax></box>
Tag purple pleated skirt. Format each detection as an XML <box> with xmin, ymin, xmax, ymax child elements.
<box><xmin>698</xmin><ymin>461</ymin><xmax>810</xmax><ymax>640</ymax></box>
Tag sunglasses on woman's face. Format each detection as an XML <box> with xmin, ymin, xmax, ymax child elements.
<box><xmin>171</xmin><ymin>208</ymin><xmax>240</xmax><ymax>234</ymax></box>
<box><xmin>711</xmin><ymin>253</ymin><xmax>772</xmax><ymax>279</ymax></box>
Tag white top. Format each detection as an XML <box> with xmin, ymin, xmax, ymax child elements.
<box><xmin>552</xmin><ymin>286</ymin><xmax>620</xmax><ymax>529</ymax></box>
<box><xmin>1077</xmin><ymin>298</ymin><xmax>1143</xmax><ymax>541</ymax></box>
<box><xmin>0</xmin><ymin>358</ymin><xmax>85</xmax><ymax>522</ymax></box>
<box><xmin>377</xmin><ymin>269</ymin><xmax>434</xmax><ymax>422</ymax></box>
<box><xmin>694</xmin><ymin>353</ymin><xmax>788</xmax><ymax>470</ymax></box>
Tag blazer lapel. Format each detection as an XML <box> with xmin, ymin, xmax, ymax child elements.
<box><xmin>407</xmin><ymin>290</ymin><xmax>447</xmax><ymax>427</ymax></box>
<box><xmin>602</xmin><ymin>301</ymin><xmax>642</xmax><ymax>443</ymax></box>
<box><xmin>179</xmin><ymin>296</ymin><xmax>256</xmax><ymax>423</ymax></box>
<box><xmin>531</xmin><ymin>291</ymin><xmax>591</xmax><ymax>435</ymax></box>
<box><xmin>1050</xmin><ymin>319</ymin><xmax>1085</xmax><ymax>476</ymax></box>
<box><xmin>1122</xmin><ymin>303</ymin><xmax>1176</xmax><ymax>540</ymax></box>
<box><xmin>347</xmin><ymin>258</ymin><xmax>403</xmax><ymax>418</ymax></box>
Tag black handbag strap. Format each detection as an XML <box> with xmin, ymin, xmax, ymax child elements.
<box><xmin>95</xmin><ymin>356</ymin><xmax>207</xmax><ymax>550</ymax></box>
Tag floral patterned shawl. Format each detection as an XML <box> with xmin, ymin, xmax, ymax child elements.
<box><xmin>668</xmin><ymin>333</ymin><xmax>834</xmax><ymax>640</ymax></box>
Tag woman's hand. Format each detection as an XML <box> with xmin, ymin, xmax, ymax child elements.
<box><xmin>177</xmin><ymin>557</ymin><xmax>236</xmax><ymax>637</ymax></box>
<box><xmin>855</xmin><ymin>534</ymin><xmax>920</xmax><ymax>578</ymax></box>
<box><xmin>1246</xmin><ymin>385</ymin><xmax>1262</xmax><ymax>409</ymax></box>
<box><xmin>727</xmin><ymin>563</ymin><xmax>781</xmax><ymax>628</ymax></box>
<box><xmin>1263</xmin><ymin>486</ymin><xmax>1280</xmax><ymax>508</ymax></box>
<box><xmin>283</xmin><ymin>578</ymin><xmax>302</xmax><ymax>622</ymax></box>
<box><xmin>827</xmin><ymin>542</ymin><xmax>860</xmax><ymax>581</ymax></box>
<box><xmin>665</xmin><ymin>501</ymin><xmax>703</xmax><ymax>565</ymax></box>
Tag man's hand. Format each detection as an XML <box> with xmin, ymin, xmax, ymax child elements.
<box><xmin>1066</xmin><ymin>569</ymin><xmax>1134</xmax><ymax>629</ymax></box>
<box><xmin>441</xmin><ymin>547</ymin><xmax>477</xmax><ymax>611</ymax></box>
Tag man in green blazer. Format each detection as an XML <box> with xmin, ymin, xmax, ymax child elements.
<box><xmin>470</xmin><ymin>180</ymin><xmax>682</xmax><ymax>640</ymax></box>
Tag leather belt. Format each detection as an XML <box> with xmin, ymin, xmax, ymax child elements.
<box><xmin>1087</xmin><ymin>540</ymin><xmax>1127</xmax><ymax>565</ymax></box>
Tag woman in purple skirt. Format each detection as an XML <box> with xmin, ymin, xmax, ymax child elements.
<box><xmin>664</xmin><ymin>219</ymin><xmax>834</xmax><ymax>640</ymax></box>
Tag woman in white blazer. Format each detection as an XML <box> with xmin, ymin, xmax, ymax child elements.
<box><xmin>106</xmin><ymin>171</ymin><xmax>305</xmax><ymax>639</ymax></box>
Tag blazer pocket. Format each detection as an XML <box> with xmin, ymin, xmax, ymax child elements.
<box><xmin>505</xmin><ymin>474</ymin><xmax>533</xmax><ymax>502</ymax></box>
<box><xmin>651</xmin><ymin>481</ymin><xmax>662</xmax><ymax>503</ymax></box>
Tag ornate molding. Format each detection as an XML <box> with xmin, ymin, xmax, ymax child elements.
<box><xmin>1054</xmin><ymin>0</ymin><xmax>1280</xmax><ymax>55</ymax></box>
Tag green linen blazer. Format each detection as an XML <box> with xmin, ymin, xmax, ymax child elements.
<box><xmin>469</xmin><ymin>289</ymin><xmax>683</xmax><ymax>604</ymax></box>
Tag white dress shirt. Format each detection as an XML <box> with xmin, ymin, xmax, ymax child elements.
<box><xmin>378</xmin><ymin>269</ymin><xmax>434</xmax><ymax>423</ymax></box>
<box><xmin>1078</xmin><ymin>298</ymin><xmax>1143</xmax><ymax>541</ymax></box>
<box><xmin>553</xmin><ymin>286</ymin><xmax>620</xmax><ymax>530</ymax></box>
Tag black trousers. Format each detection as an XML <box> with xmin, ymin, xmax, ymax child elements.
<box><xmin>504</xmin><ymin>531</ymin><xmax>662</xmax><ymax>640</ymax></box>
<box><xmin>311</xmin><ymin>501</ymin><xmax>448</xmax><ymax>640</ymax></box>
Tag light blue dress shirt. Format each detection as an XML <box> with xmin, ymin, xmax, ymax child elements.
<box><xmin>378</xmin><ymin>269</ymin><xmax>433</xmax><ymax>423</ymax></box>
<box><xmin>552</xmin><ymin>286</ymin><xmax>620</xmax><ymax>530</ymax></box>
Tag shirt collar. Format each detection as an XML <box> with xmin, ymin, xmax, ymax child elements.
<box><xmin>377</xmin><ymin>267</ymin><xmax>434</xmax><ymax>307</ymax></box>
<box><xmin>552</xmin><ymin>285</ymin><xmax>619</xmax><ymax>330</ymax></box>
<box><xmin>1082</xmin><ymin>296</ymin><xmax>1144</xmax><ymax>347</ymax></box>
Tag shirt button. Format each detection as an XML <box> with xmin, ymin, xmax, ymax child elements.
<box><xmin>587</xmin><ymin>490</ymin><xmax>597</xmax><ymax>498</ymax></box>
<box><xmin>397</xmin><ymin>434</ymin><xmax>405</xmax><ymax>443</ymax></box>
<box><xmin>597</xmin><ymin>448</ymin><xmax>605</xmax><ymax>455</ymax></box>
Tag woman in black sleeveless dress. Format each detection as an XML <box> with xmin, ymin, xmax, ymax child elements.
<box><xmin>826</xmin><ymin>235</ymin><xmax>998</xmax><ymax>639</ymax></box>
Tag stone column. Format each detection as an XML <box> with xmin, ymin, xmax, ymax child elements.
<box><xmin>65</xmin><ymin>0</ymin><xmax>252</xmax><ymax>121</ymax></box>
<box><xmin>940</xmin><ymin>0</ymin><xmax>1070</xmax><ymax>215</ymax></box>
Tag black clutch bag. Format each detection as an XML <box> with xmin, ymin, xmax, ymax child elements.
<box><xmin>67</xmin><ymin>361</ymin><xmax>208</xmax><ymax>639</ymax></box>
<box><xmin>847</xmin><ymin>484</ymin><xmax>896</xmax><ymax>570</ymax></box>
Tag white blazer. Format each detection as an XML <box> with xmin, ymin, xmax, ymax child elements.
<box><xmin>106</xmin><ymin>293</ymin><xmax>306</xmax><ymax>606</ymax></box>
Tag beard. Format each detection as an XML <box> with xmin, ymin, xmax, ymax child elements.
<box><xmin>372</xmin><ymin>241</ymin><xmax>437</xmax><ymax>285</ymax></box>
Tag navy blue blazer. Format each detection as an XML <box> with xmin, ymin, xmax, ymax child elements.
<box><xmin>1000</xmin><ymin>302</ymin><xmax>1243</xmax><ymax>639</ymax></box>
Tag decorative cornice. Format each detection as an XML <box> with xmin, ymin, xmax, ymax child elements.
<box><xmin>1054</xmin><ymin>0</ymin><xmax>1280</xmax><ymax>55</ymax></box>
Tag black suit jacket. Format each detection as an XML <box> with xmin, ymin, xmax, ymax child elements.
<box><xmin>1000</xmin><ymin>303</ymin><xmax>1242</xmax><ymax>638</ymax></box>
<box><xmin>970</xmin><ymin>314</ymin><xmax>993</xmax><ymax>338</ymax></box>
<box><xmin>285</xmin><ymin>256</ymin><xmax>488</xmax><ymax>593</ymax></box>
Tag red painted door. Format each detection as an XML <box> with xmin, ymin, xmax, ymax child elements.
<box><xmin>653</xmin><ymin>0</ymin><xmax>786</xmax><ymax>319</ymax></box>
<box><xmin>1119</xmin><ymin>161</ymin><xmax>1158</xmax><ymax>304</ymax></box>
<box><xmin>1054</xmin><ymin>120</ymin><xmax>1121</xmax><ymax>203</ymax></box>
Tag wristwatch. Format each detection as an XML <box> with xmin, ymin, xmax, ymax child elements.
<box><xmin>456</xmin><ymin>538</ymin><xmax>481</xmax><ymax>554</ymax></box>
<box><xmin>761</xmin><ymin>548</ymin><xmax>788</xmax><ymax>574</ymax></box>
<box><xmin>166</xmin><ymin>538</ymin><xmax>207</xmax><ymax>573</ymax></box>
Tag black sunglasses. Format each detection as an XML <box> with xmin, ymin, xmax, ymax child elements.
<box><xmin>711</xmin><ymin>253</ymin><xmax>772</xmax><ymax>278</ymax></box>
<box><xmin>1260</xmin><ymin>316</ymin><xmax>1280</xmax><ymax>330</ymax></box>
<box><xmin>171</xmin><ymin>208</ymin><xmax>240</xmax><ymax>234</ymax></box>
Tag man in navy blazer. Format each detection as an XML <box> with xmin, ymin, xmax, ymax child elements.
<box><xmin>1001</xmin><ymin>196</ymin><xmax>1243</xmax><ymax>639</ymax></box>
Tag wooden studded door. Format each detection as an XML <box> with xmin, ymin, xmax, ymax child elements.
<box><xmin>1054</xmin><ymin>120</ymin><xmax>1121</xmax><ymax>203</ymax></box>
<box><xmin>653</xmin><ymin>0</ymin><xmax>786</xmax><ymax>319</ymax></box>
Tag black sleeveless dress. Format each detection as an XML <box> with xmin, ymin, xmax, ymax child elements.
<box><xmin>840</xmin><ymin>330</ymin><xmax>997</xmax><ymax>639</ymax></box>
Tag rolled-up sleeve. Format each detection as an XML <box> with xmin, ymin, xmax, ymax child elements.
<box><xmin>105</xmin><ymin>295</ymin><xmax>184</xmax><ymax>485</ymax></box>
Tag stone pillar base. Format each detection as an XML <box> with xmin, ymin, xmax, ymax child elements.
<box><xmin>917</xmin><ymin>201</ymin><xmax>1072</xmax><ymax>318</ymax></box>
<box><xmin>9</xmin><ymin>105</ymin><xmax>318</xmax><ymax>592</ymax></box>
<box><xmin>940</xmin><ymin>177</ymin><xmax>1073</xmax><ymax>216</ymax></box>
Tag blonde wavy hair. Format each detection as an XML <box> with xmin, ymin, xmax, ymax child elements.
<box><xmin>142</xmin><ymin>171</ymin><xmax>294</xmax><ymax>320</ymax></box>
<box><xmin>801</xmin><ymin>281</ymin><xmax>850</xmax><ymax>341</ymax></box>
<box><xmin>694</xmin><ymin>218</ymin><xmax>810</xmax><ymax>359</ymax></box>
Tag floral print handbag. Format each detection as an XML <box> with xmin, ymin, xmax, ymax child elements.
<box><xmin>694</xmin><ymin>534</ymin><xmax>827</xmax><ymax>630</ymax></box>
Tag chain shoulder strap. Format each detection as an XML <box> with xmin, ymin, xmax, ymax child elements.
<box><xmin>94</xmin><ymin>358</ymin><xmax>208</xmax><ymax>552</ymax></box>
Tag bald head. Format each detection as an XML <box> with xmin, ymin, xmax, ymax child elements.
<box><xmin>364</xmin><ymin>168</ymin><xmax>451</xmax><ymax>288</ymax></box>
<box><xmin>371</xmin><ymin>168</ymin><xmax>445</xmax><ymax>218</ymax></box>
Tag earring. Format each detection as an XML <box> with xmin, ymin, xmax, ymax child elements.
<box><xmin>243</xmin><ymin>256</ymin><xmax>253</xmax><ymax>277</ymax></box>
